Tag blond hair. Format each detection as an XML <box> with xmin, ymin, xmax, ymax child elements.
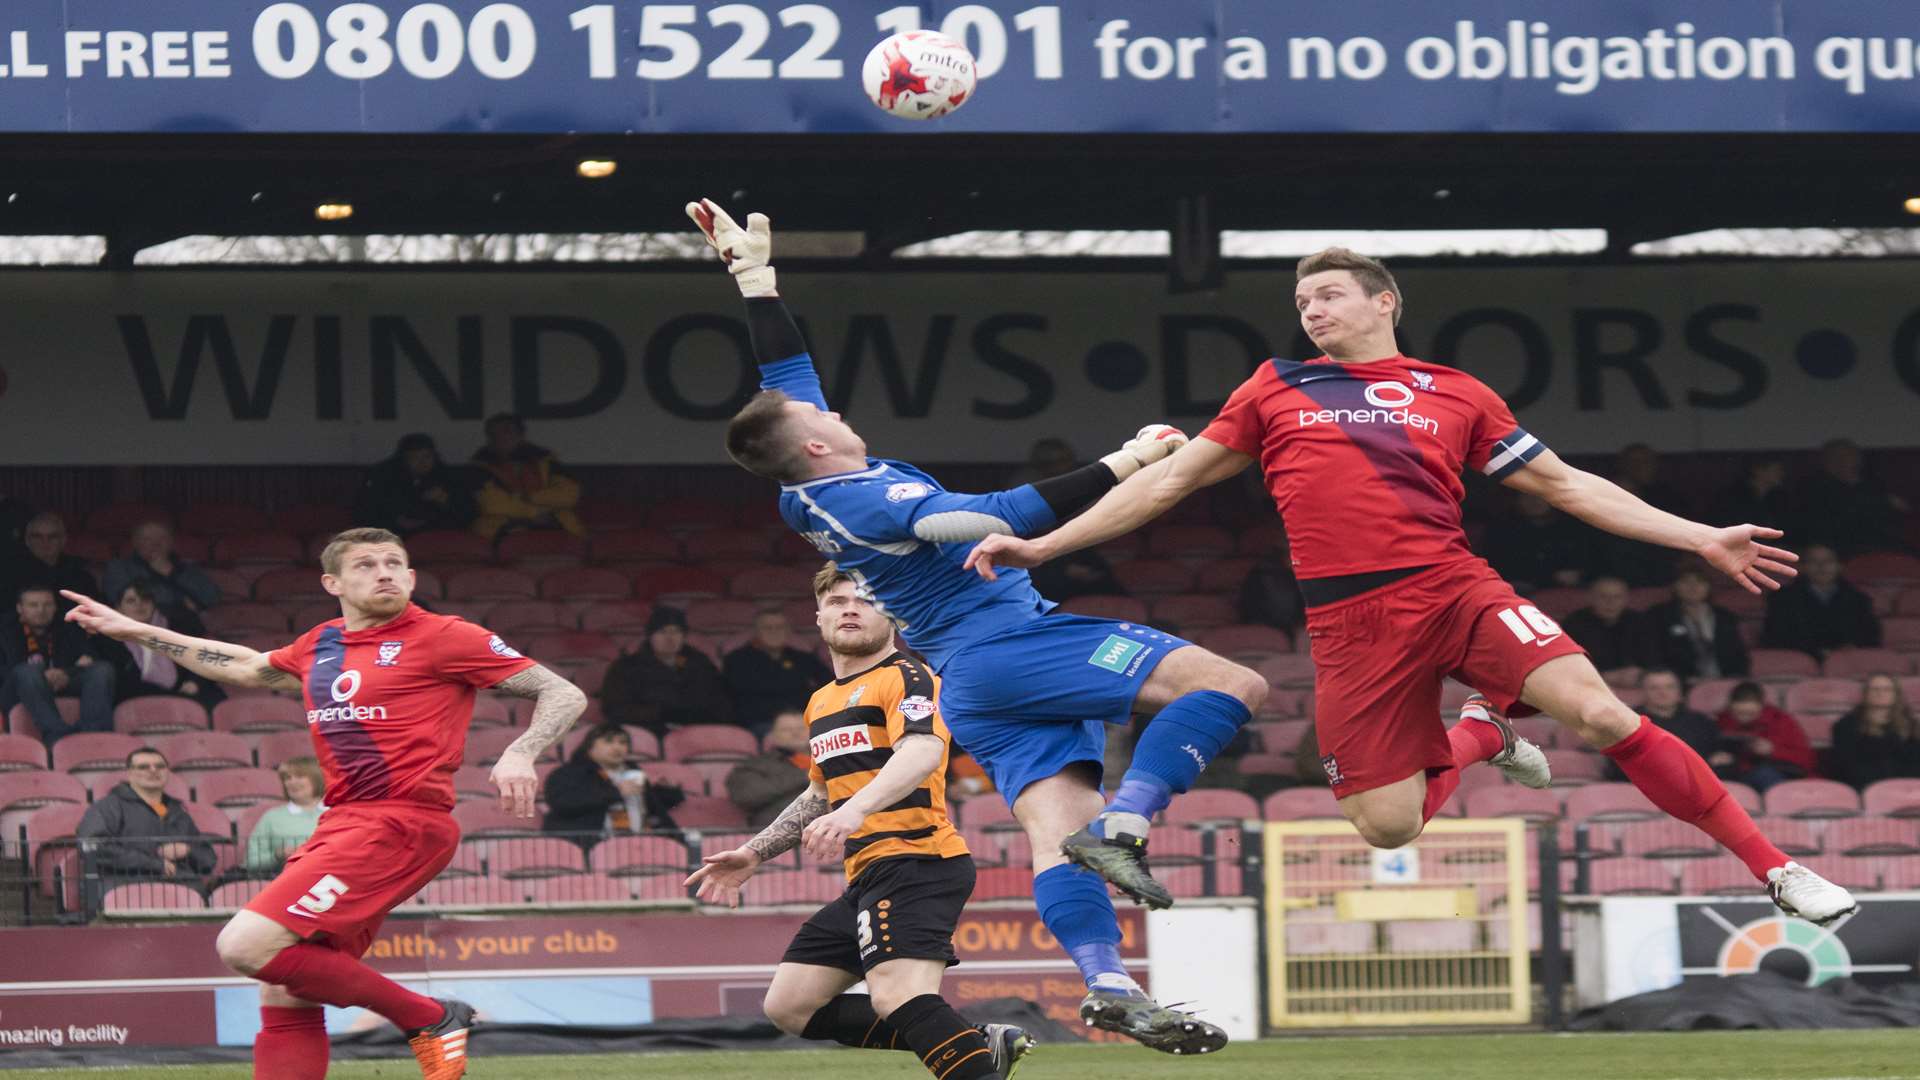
<box><xmin>319</xmin><ymin>527</ymin><xmax>406</xmax><ymax>576</ymax></box>
<box><xmin>811</xmin><ymin>562</ymin><xmax>855</xmax><ymax>599</ymax></box>
<box><xmin>277</xmin><ymin>755</ymin><xmax>325</xmax><ymax>794</ymax></box>
<box><xmin>1296</xmin><ymin>247</ymin><xmax>1404</xmax><ymax>326</ymax></box>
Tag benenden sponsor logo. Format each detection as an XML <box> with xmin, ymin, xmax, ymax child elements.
<box><xmin>810</xmin><ymin>724</ymin><xmax>874</xmax><ymax>763</ymax></box>
<box><xmin>307</xmin><ymin>667</ymin><xmax>387</xmax><ymax>725</ymax></box>
<box><xmin>1297</xmin><ymin>381</ymin><xmax>1440</xmax><ymax>434</ymax></box>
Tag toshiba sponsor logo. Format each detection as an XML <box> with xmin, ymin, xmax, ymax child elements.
<box><xmin>810</xmin><ymin>724</ymin><xmax>873</xmax><ymax>763</ymax></box>
<box><xmin>307</xmin><ymin>667</ymin><xmax>388</xmax><ymax>725</ymax></box>
<box><xmin>1297</xmin><ymin>381</ymin><xmax>1440</xmax><ymax>434</ymax></box>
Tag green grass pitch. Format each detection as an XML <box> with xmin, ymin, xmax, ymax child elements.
<box><xmin>5</xmin><ymin>1030</ymin><xmax>1919</xmax><ymax>1079</ymax></box>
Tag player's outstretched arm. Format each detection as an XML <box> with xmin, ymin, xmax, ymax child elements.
<box><xmin>965</xmin><ymin>435</ymin><xmax>1254</xmax><ymax>580</ymax></box>
<box><xmin>61</xmin><ymin>590</ymin><xmax>298</xmax><ymax>690</ymax></box>
<box><xmin>687</xmin><ymin>196</ymin><xmax>833</xmax><ymax>412</ymax></box>
<box><xmin>489</xmin><ymin>664</ymin><xmax>589</xmax><ymax>817</ymax></box>
<box><xmin>1503</xmin><ymin>449</ymin><xmax>1798</xmax><ymax>594</ymax></box>
<box><xmin>687</xmin><ymin>781</ymin><xmax>831</xmax><ymax>907</ymax></box>
<box><xmin>800</xmin><ymin>734</ymin><xmax>945</xmax><ymax>862</ymax></box>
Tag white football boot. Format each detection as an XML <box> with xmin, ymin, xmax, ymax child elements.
<box><xmin>1461</xmin><ymin>695</ymin><xmax>1552</xmax><ymax>789</ymax></box>
<box><xmin>1767</xmin><ymin>862</ymin><xmax>1859</xmax><ymax>926</ymax></box>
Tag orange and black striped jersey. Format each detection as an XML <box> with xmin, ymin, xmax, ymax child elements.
<box><xmin>806</xmin><ymin>652</ymin><xmax>969</xmax><ymax>882</ymax></box>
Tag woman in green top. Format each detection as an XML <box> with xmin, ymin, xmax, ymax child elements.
<box><xmin>245</xmin><ymin>756</ymin><xmax>326</xmax><ymax>871</ymax></box>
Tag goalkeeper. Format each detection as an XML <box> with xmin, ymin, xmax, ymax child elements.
<box><xmin>691</xmin><ymin>198</ymin><xmax>1265</xmax><ymax>1056</ymax></box>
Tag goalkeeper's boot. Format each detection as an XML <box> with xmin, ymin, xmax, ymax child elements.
<box><xmin>981</xmin><ymin>1023</ymin><xmax>1037</xmax><ymax>1080</ymax></box>
<box><xmin>1061</xmin><ymin>825</ymin><xmax>1173</xmax><ymax>910</ymax></box>
<box><xmin>1462</xmin><ymin>695</ymin><xmax>1552</xmax><ymax>789</ymax></box>
<box><xmin>406</xmin><ymin>998</ymin><xmax>474</xmax><ymax>1079</ymax></box>
<box><xmin>1768</xmin><ymin>862</ymin><xmax>1858</xmax><ymax>926</ymax></box>
<box><xmin>1079</xmin><ymin>986</ymin><xmax>1227</xmax><ymax>1056</ymax></box>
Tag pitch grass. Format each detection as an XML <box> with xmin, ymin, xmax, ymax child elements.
<box><xmin>6</xmin><ymin>1030</ymin><xmax>1919</xmax><ymax>1079</ymax></box>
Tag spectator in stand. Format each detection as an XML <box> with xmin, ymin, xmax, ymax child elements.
<box><xmin>96</xmin><ymin>581</ymin><xmax>226</xmax><ymax>711</ymax></box>
<box><xmin>0</xmin><ymin>494</ymin><xmax>32</xmax><ymax>560</ymax></box>
<box><xmin>245</xmin><ymin>756</ymin><xmax>326</xmax><ymax>872</ymax></box>
<box><xmin>723</xmin><ymin>611</ymin><xmax>831</xmax><ymax>737</ymax></box>
<box><xmin>1714</xmin><ymin>459</ymin><xmax>1793</xmax><ymax>532</ymax></box>
<box><xmin>542</xmin><ymin>723</ymin><xmax>649</xmax><ymax>840</ymax></box>
<box><xmin>1482</xmin><ymin>492</ymin><xmax>1594</xmax><ymax>593</ymax></box>
<box><xmin>1796</xmin><ymin>438</ymin><xmax>1909</xmax><ymax>557</ymax></box>
<box><xmin>1608</xmin><ymin>669</ymin><xmax>1731</xmax><ymax>781</ymax></box>
<box><xmin>0</xmin><ymin>585</ymin><xmax>115</xmax><ymax>745</ymax></box>
<box><xmin>1006</xmin><ymin>437</ymin><xmax>1078</xmax><ymax>488</ymax></box>
<box><xmin>76</xmin><ymin>747</ymin><xmax>217</xmax><ymax>887</ymax></box>
<box><xmin>600</xmin><ymin>606</ymin><xmax>730</xmax><ymax>735</ymax></box>
<box><xmin>1613</xmin><ymin>443</ymin><xmax>1692</xmax><ymax>517</ymax></box>
<box><xmin>1237</xmin><ymin>551</ymin><xmax>1304</xmax><ymax>645</ymax></box>
<box><xmin>1558</xmin><ymin>577</ymin><xmax>1660</xmax><ymax>687</ymax></box>
<box><xmin>724</xmin><ymin>709</ymin><xmax>814</xmax><ymax>828</ymax></box>
<box><xmin>101</xmin><ymin>521</ymin><xmax>221</xmax><ymax>616</ymax></box>
<box><xmin>4</xmin><ymin>513</ymin><xmax>99</xmax><ymax>613</ymax></box>
<box><xmin>1647</xmin><ymin>566</ymin><xmax>1751</xmax><ymax>681</ymax></box>
<box><xmin>471</xmin><ymin>413</ymin><xmax>586</xmax><ymax>542</ymax></box>
<box><xmin>1028</xmin><ymin>550</ymin><xmax>1128</xmax><ymax>603</ymax></box>
<box><xmin>352</xmin><ymin>433</ymin><xmax>478</xmax><ymax>537</ymax></box>
<box><xmin>1762</xmin><ymin>543</ymin><xmax>1881</xmax><ymax>660</ymax></box>
<box><xmin>1714</xmin><ymin>681</ymin><xmax>1817</xmax><ymax>792</ymax></box>
<box><xmin>1824</xmin><ymin>673</ymin><xmax>1920</xmax><ymax>790</ymax></box>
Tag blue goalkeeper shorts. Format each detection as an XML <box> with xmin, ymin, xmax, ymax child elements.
<box><xmin>936</xmin><ymin>614</ymin><xmax>1191</xmax><ymax>804</ymax></box>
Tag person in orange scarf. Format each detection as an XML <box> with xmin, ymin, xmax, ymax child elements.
<box><xmin>470</xmin><ymin>413</ymin><xmax>586</xmax><ymax>541</ymax></box>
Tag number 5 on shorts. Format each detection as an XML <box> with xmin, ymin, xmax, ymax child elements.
<box><xmin>1496</xmin><ymin>605</ymin><xmax>1563</xmax><ymax>644</ymax></box>
<box><xmin>294</xmin><ymin>874</ymin><xmax>350</xmax><ymax>915</ymax></box>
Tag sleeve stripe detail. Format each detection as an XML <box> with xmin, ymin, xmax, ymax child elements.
<box><xmin>791</xmin><ymin>486</ymin><xmax>920</xmax><ymax>557</ymax></box>
<box><xmin>1482</xmin><ymin>430</ymin><xmax>1544</xmax><ymax>478</ymax></box>
<box><xmin>911</xmin><ymin>509</ymin><xmax>1015</xmax><ymax>544</ymax></box>
<box><xmin>893</xmin><ymin>657</ymin><xmax>936</xmax><ymax>700</ymax></box>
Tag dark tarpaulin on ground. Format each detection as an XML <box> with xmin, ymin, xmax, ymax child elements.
<box><xmin>1571</xmin><ymin>973</ymin><xmax>1920</xmax><ymax>1031</ymax></box>
<box><xmin>0</xmin><ymin>997</ymin><xmax>1079</xmax><ymax>1070</ymax></box>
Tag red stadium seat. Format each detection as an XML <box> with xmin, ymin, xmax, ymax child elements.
<box><xmin>664</xmin><ymin>725</ymin><xmax>759</xmax><ymax>762</ymax></box>
<box><xmin>251</xmin><ymin>567</ymin><xmax>326</xmax><ymax>603</ymax></box>
<box><xmin>1164</xmin><ymin>789</ymin><xmax>1259</xmax><ymax>824</ymax></box>
<box><xmin>88</xmin><ymin>770</ymin><xmax>191</xmax><ymax>804</ymax></box>
<box><xmin>1822</xmin><ymin>855</ymin><xmax>1884</xmax><ymax>892</ymax></box>
<box><xmin>579</xmin><ymin>601</ymin><xmax>656</xmax><ymax>635</ymax></box>
<box><xmin>1686</xmin><ymin>678</ymin><xmax>1740</xmax><ymax>715</ymax></box>
<box><xmin>0</xmin><ymin>733</ymin><xmax>47</xmax><ymax>772</ymax></box>
<box><xmin>1822</xmin><ymin>648</ymin><xmax>1916</xmax><ymax>677</ymax></box>
<box><xmin>1846</xmin><ymin>552</ymin><xmax>1920</xmax><ymax>582</ymax></box>
<box><xmin>1253</xmin><ymin>719</ymin><xmax>1312</xmax><ymax>755</ymax></box>
<box><xmin>274</xmin><ymin>504</ymin><xmax>353</xmax><ymax>537</ymax></box>
<box><xmin>641</xmin><ymin>762</ymin><xmax>712</xmax><ymax>796</ymax></box>
<box><xmin>729</xmin><ymin>565</ymin><xmax>815</xmax><ymax>601</ymax></box>
<box><xmin>451</xmin><ymin>801</ymin><xmax>541</xmax><ymax>837</ymax></box>
<box><xmin>446</xmin><ymin>567</ymin><xmax>537</xmax><ymax>601</ymax></box>
<box><xmin>487</xmin><ymin>837</ymin><xmax>587</xmax><ymax>878</ymax></box>
<box><xmin>647</xmin><ymin>499</ymin><xmax>735</xmax><ymax>532</ymax></box>
<box><xmin>406</xmin><ymin>530</ymin><xmax>495</xmax><ymax>564</ymax></box>
<box><xmin>64</xmin><ymin>533</ymin><xmax>118</xmax><ymax>562</ymax></box>
<box><xmin>1899</xmin><ymin>589</ymin><xmax>1920</xmax><ymax>618</ymax></box>
<box><xmin>1256</xmin><ymin>654</ymin><xmax>1317</xmax><ymax>688</ymax></box>
<box><xmin>1679</xmin><ymin>856</ymin><xmax>1756</xmax><ymax>896</ymax></box>
<box><xmin>954</xmin><ymin>798</ymin><xmax>1016</xmax><ymax>830</ymax></box>
<box><xmin>1057</xmin><ymin>595</ymin><xmax>1149</xmax><ymax>623</ymax></box>
<box><xmin>1563</xmin><ymin>783</ymin><xmax>1659</xmax><ymax>823</ymax></box>
<box><xmin>202</xmin><ymin>603</ymin><xmax>292</xmax><ymax>636</ymax></box>
<box><xmin>207</xmin><ymin>879</ymin><xmax>271</xmax><ymax>913</ymax></box>
<box><xmin>773</xmin><ymin>531</ymin><xmax>826</xmax><ymax>564</ymax></box>
<box><xmin>1749</xmin><ymin>649</ymin><xmax>1821</xmax><ymax>678</ymax></box>
<box><xmin>195</xmin><ymin>768</ymin><xmax>287</xmax><ymax>810</ymax></box>
<box><xmin>1150</xmin><ymin>593</ymin><xmax>1237</xmax><ymax>628</ymax></box>
<box><xmin>1751</xmin><ymin>817</ymin><xmax>1820</xmax><ymax>857</ymax></box>
<box><xmin>692</xmin><ymin>531</ymin><xmax>776</xmax><ymax>561</ymax></box>
<box><xmin>1192</xmin><ymin>558</ymin><xmax>1256</xmax><ymax>594</ymax></box>
<box><xmin>155</xmin><ymin>732</ymin><xmax>255</xmax><ymax>772</ymax></box>
<box><xmin>633</xmin><ymin>566</ymin><xmax>727</xmax><ymax>602</ymax></box>
<box><xmin>684</xmin><ymin>599</ymin><xmax>760</xmax><ymax>633</ymax></box>
<box><xmin>1108</xmin><ymin>561</ymin><xmax>1195</xmax><ymax>595</ymax></box>
<box><xmin>497</xmin><ymin>531</ymin><xmax>589</xmax><ymax>568</ymax></box>
<box><xmin>1822</xmin><ymin>817</ymin><xmax>1920</xmax><ymax>856</ymax></box>
<box><xmin>517</xmin><ymin>631</ymin><xmax>620</xmax><ymax>663</ymax></box>
<box><xmin>1589</xmin><ymin>859</ymin><xmax>1676</xmax><ymax>895</ymax></box>
<box><xmin>1863</xmin><ymin>778</ymin><xmax>1920</xmax><ymax>818</ymax></box>
<box><xmin>1617</xmin><ymin>819</ymin><xmax>1719</xmax><ymax>859</ymax></box>
<box><xmin>540</xmin><ymin>567</ymin><xmax>632</xmax><ymax>601</ymax></box>
<box><xmin>465</xmin><ymin>727</ymin><xmax>559</xmax><ymax>766</ymax></box>
<box><xmin>451</xmin><ymin>765</ymin><xmax>498</xmax><ymax>801</ymax></box>
<box><xmin>1785</xmin><ymin>678</ymin><xmax>1865</xmax><ymax>717</ymax></box>
<box><xmin>1262</xmin><ymin>787</ymin><xmax>1341</xmax><ymax>821</ymax></box>
<box><xmin>529</xmin><ymin>875</ymin><xmax>644</xmax><ymax>905</ymax></box>
<box><xmin>23</xmin><ymin>803</ymin><xmax>88</xmax><ymax>898</ymax></box>
<box><xmin>257</xmin><ymin>731</ymin><xmax>314</xmax><ymax>770</ymax></box>
<box><xmin>213</xmin><ymin>532</ymin><xmax>302</xmax><ymax>566</ymax></box>
<box><xmin>1723</xmin><ymin>782</ymin><xmax>1764</xmax><ymax>816</ymax></box>
<box><xmin>594</xmin><ymin>835</ymin><xmax>691</xmax><ymax>876</ymax></box>
<box><xmin>416</xmin><ymin>876</ymin><xmax>523</xmax><ymax>909</ymax></box>
<box><xmin>1763</xmin><ymin>779</ymin><xmax>1861</xmax><ymax>819</ymax></box>
<box><xmin>1234</xmin><ymin>522</ymin><xmax>1287</xmax><ymax>557</ymax></box>
<box><xmin>672</xmin><ymin>795</ymin><xmax>749</xmax><ymax>829</ymax></box>
<box><xmin>1464</xmin><ymin>787</ymin><xmax>1561</xmax><ymax>822</ymax></box>
<box><xmin>112</xmin><ymin>697</ymin><xmax>210</xmax><ymax>737</ymax></box>
<box><xmin>1879</xmin><ymin>855</ymin><xmax>1920</xmax><ymax>891</ymax></box>
<box><xmin>103</xmin><ymin>882</ymin><xmax>206</xmax><ymax>915</ymax></box>
<box><xmin>484</xmin><ymin>599</ymin><xmax>574</xmax><ymax>633</ymax></box>
<box><xmin>52</xmin><ymin>732</ymin><xmax>147</xmax><ymax>775</ymax></box>
<box><xmin>212</xmin><ymin>697</ymin><xmax>307</xmax><ymax>736</ymax></box>
<box><xmin>590</xmin><ymin>530</ymin><xmax>682</xmax><ymax>563</ymax></box>
<box><xmin>1147</xmin><ymin>525</ymin><xmax>1234</xmax><ymax>559</ymax></box>
<box><xmin>1511</xmin><ymin>715</ymin><xmax>1562</xmax><ymax>749</ymax></box>
<box><xmin>86</xmin><ymin>504</ymin><xmax>173</xmax><ymax>535</ymax></box>
<box><xmin>575</xmin><ymin>498</ymin><xmax>651</xmax><ymax>530</ymax></box>
<box><xmin>1541</xmin><ymin>749</ymin><xmax>1605</xmax><ymax>785</ymax></box>
<box><xmin>1196</xmin><ymin>624</ymin><xmax>1295</xmax><ymax>659</ymax></box>
<box><xmin>1884</xmin><ymin>618</ymin><xmax>1920</xmax><ymax>652</ymax></box>
<box><xmin>1257</xmin><ymin>688</ymin><xmax>1313</xmax><ymax>718</ymax></box>
<box><xmin>9</xmin><ymin>699</ymin><xmax>81</xmax><ymax>741</ymax></box>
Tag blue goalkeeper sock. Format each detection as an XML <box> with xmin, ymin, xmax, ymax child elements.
<box><xmin>1034</xmin><ymin>864</ymin><xmax>1136</xmax><ymax>991</ymax></box>
<box><xmin>1096</xmin><ymin>690</ymin><xmax>1250</xmax><ymax>838</ymax></box>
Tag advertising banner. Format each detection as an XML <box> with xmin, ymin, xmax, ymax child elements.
<box><xmin>0</xmin><ymin>2</ymin><xmax>1916</xmax><ymax>133</ymax></box>
<box><xmin>1</xmin><ymin>263</ymin><xmax>1914</xmax><ymax>466</ymax></box>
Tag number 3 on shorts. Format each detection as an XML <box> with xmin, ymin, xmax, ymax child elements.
<box><xmin>856</xmin><ymin>909</ymin><xmax>874</xmax><ymax>948</ymax></box>
<box><xmin>1496</xmin><ymin>605</ymin><xmax>1563</xmax><ymax>644</ymax></box>
<box><xmin>295</xmin><ymin>874</ymin><xmax>350</xmax><ymax>915</ymax></box>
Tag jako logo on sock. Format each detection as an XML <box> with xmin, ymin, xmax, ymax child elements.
<box><xmin>1182</xmin><ymin>744</ymin><xmax>1207</xmax><ymax>768</ymax></box>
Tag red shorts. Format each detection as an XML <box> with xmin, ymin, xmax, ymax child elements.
<box><xmin>245</xmin><ymin>801</ymin><xmax>459</xmax><ymax>957</ymax></box>
<box><xmin>1305</xmin><ymin>559</ymin><xmax>1586</xmax><ymax>798</ymax></box>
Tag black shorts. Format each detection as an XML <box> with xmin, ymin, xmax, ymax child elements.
<box><xmin>780</xmin><ymin>855</ymin><xmax>977</xmax><ymax>975</ymax></box>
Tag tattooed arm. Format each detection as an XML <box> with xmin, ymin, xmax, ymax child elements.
<box><xmin>60</xmin><ymin>590</ymin><xmax>298</xmax><ymax>690</ymax></box>
<box><xmin>488</xmin><ymin>664</ymin><xmax>588</xmax><ymax>817</ymax></box>
<box><xmin>685</xmin><ymin>780</ymin><xmax>830</xmax><ymax>908</ymax></box>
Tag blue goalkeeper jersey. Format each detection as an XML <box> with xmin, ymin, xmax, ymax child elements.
<box><xmin>761</xmin><ymin>354</ymin><xmax>1060</xmax><ymax>670</ymax></box>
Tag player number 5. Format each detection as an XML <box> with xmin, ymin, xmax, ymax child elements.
<box><xmin>1496</xmin><ymin>605</ymin><xmax>1563</xmax><ymax>644</ymax></box>
<box><xmin>296</xmin><ymin>874</ymin><xmax>350</xmax><ymax>915</ymax></box>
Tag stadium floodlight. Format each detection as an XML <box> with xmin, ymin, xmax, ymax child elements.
<box><xmin>577</xmin><ymin>160</ymin><xmax>617</xmax><ymax>179</ymax></box>
<box><xmin>1904</xmin><ymin>197</ymin><xmax>1920</xmax><ymax>215</ymax></box>
<box><xmin>314</xmin><ymin>203</ymin><xmax>354</xmax><ymax>222</ymax></box>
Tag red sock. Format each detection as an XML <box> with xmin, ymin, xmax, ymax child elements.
<box><xmin>255</xmin><ymin>944</ymin><xmax>445</xmax><ymax>1031</ymax></box>
<box><xmin>255</xmin><ymin>1006</ymin><xmax>328</xmax><ymax>1080</ymax></box>
<box><xmin>1602</xmin><ymin>717</ymin><xmax>1789</xmax><ymax>882</ymax></box>
<box><xmin>1421</xmin><ymin>721</ymin><xmax>1505</xmax><ymax>823</ymax></box>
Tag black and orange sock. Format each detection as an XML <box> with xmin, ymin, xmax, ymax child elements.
<box><xmin>889</xmin><ymin>993</ymin><xmax>995</xmax><ymax>1080</ymax></box>
<box><xmin>800</xmin><ymin>994</ymin><xmax>905</xmax><ymax>1050</ymax></box>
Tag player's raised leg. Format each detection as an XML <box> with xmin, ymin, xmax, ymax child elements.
<box><xmin>1521</xmin><ymin>653</ymin><xmax>1856</xmax><ymax>924</ymax></box>
<box><xmin>767</xmin><ymin>955</ymin><xmax>1034</xmax><ymax>1078</ymax></box>
<box><xmin>1065</xmin><ymin>644</ymin><xmax>1265</xmax><ymax>909</ymax></box>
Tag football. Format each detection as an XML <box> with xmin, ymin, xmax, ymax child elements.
<box><xmin>861</xmin><ymin>31</ymin><xmax>978</xmax><ymax>121</ymax></box>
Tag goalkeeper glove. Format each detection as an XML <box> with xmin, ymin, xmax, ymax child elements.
<box><xmin>1100</xmin><ymin>424</ymin><xmax>1189</xmax><ymax>481</ymax></box>
<box><xmin>685</xmin><ymin>197</ymin><xmax>776</xmax><ymax>298</ymax></box>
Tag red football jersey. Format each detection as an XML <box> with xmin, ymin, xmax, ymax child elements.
<box><xmin>1200</xmin><ymin>355</ymin><xmax>1546</xmax><ymax>580</ymax></box>
<box><xmin>267</xmin><ymin>604</ymin><xmax>536</xmax><ymax>810</ymax></box>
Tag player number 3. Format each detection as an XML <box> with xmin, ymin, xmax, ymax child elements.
<box><xmin>856</xmin><ymin>909</ymin><xmax>873</xmax><ymax>948</ymax></box>
<box><xmin>1495</xmin><ymin>604</ymin><xmax>1563</xmax><ymax>644</ymax></box>
<box><xmin>295</xmin><ymin>874</ymin><xmax>350</xmax><ymax>915</ymax></box>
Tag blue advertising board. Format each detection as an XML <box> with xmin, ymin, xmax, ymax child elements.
<box><xmin>0</xmin><ymin>1</ymin><xmax>1914</xmax><ymax>134</ymax></box>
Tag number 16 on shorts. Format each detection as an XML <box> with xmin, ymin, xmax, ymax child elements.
<box><xmin>1496</xmin><ymin>605</ymin><xmax>1563</xmax><ymax>645</ymax></box>
<box><xmin>289</xmin><ymin>874</ymin><xmax>350</xmax><ymax>918</ymax></box>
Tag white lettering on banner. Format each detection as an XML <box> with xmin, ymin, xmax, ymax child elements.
<box><xmin>810</xmin><ymin>724</ymin><xmax>873</xmax><ymax>763</ymax></box>
<box><xmin>0</xmin><ymin>265</ymin><xmax>1915</xmax><ymax>464</ymax></box>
